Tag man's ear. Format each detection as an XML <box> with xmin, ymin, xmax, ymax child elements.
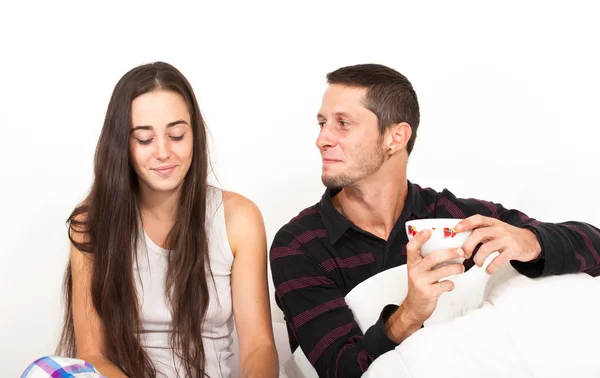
<box><xmin>385</xmin><ymin>122</ymin><xmax>412</xmax><ymax>155</ymax></box>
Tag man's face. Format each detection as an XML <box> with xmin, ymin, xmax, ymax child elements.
<box><xmin>316</xmin><ymin>84</ymin><xmax>386</xmax><ymax>189</ymax></box>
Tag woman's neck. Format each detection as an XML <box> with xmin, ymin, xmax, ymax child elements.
<box><xmin>137</xmin><ymin>185</ymin><xmax>180</xmax><ymax>218</ymax></box>
<box><xmin>137</xmin><ymin>187</ymin><xmax>180</xmax><ymax>247</ymax></box>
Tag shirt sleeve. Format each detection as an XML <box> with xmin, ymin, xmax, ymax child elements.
<box><xmin>438</xmin><ymin>189</ymin><xmax>600</xmax><ymax>278</ymax></box>
<box><xmin>270</xmin><ymin>228</ymin><xmax>399</xmax><ymax>378</ymax></box>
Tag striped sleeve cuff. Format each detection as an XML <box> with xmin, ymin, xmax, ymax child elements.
<box><xmin>361</xmin><ymin>304</ymin><xmax>400</xmax><ymax>358</ymax></box>
<box><xmin>511</xmin><ymin>224</ymin><xmax>551</xmax><ymax>278</ymax></box>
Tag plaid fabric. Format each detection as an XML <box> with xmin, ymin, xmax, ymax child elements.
<box><xmin>21</xmin><ymin>356</ymin><xmax>105</xmax><ymax>378</ymax></box>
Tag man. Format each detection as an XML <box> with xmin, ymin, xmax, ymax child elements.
<box><xmin>269</xmin><ymin>63</ymin><xmax>600</xmax><ymax>377</ymax></box>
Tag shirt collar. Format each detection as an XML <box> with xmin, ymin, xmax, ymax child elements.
<box><xmin>319</xmin><ymin>180</ymin><xmax>432</xmax><ymax>245</ymax></box>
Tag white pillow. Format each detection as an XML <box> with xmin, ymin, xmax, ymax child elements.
<box><xmin>282</xmin><ymin>257</ymin><xmax>494</xmax><ymax>378</ymax></box>
<box><xmin>282</xmin><ymin>254</ymin><xmax>600</xmax><ymax>378</ymax></box>
<box><xmin>365</xmin><ymin>262</ymin><xmax>600</xmax><ymax>378</ymax></box>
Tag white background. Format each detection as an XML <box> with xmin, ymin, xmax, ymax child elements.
<box><xmin>1</xmin><ymin>0</ymin><xmax>599</xmax><ymax>375</ymax></box>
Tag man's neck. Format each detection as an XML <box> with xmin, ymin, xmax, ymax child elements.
<box><xmin>334</xmin><ymin>174</ymin><xmax>409</xmax><ymax>241</ymax></box>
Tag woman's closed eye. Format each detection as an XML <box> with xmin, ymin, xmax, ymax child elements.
<box><xmin>136</xmin><ymin>138</ymin><xmax>153</xmax><ymax>145</ymax></box>
<box><xmin>169</xmin><ymin>133</ymin><xmax>185</xmax><ymax>141</ymax></box>
<box><xmin>135</xmin><ymin>133</ymin><xmax>185</xmax><ymax>145</ymax></box>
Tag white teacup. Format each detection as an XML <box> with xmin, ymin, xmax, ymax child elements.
<box><xmin>405</xmin><ymin>218</ymin><xmax>472</xmax><ymax>267</ymax></box>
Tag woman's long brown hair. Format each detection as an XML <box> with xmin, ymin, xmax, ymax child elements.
<box><xmin>57</xmin><ymin>62</ymin><xmax>212</xmax><ymax>377</ymax></box>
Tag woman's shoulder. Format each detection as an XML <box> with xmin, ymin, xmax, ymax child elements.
<box><xmin>218</xmin><ymin>188</ymin><xmax>262</xmax><ymax>221</ymax></box>
<box><xmin>216</xmin><ymin>188</ymin><xmax>265</xmax><ymax>251</ymax></box>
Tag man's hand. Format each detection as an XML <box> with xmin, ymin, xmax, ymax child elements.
<box><xmin>455</xmin><ymin>215</ymin><xmax>542</xmax><ymax>275</ymax></box>
<box><xmin>385</xmin><ymin>229</ymin><xmax>465</xmax><ymax>343</ymax></box>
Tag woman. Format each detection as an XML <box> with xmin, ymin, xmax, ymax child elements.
<box><xmin>26</xmin><ymin>62</ymin><xmax>278</xmax><ymax>377</ymax></box>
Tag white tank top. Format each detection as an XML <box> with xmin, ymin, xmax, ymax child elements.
<box><xmin>134</xmin><ymin>187</ymin><xmax>234</xmax><ymax>378</ymax></box>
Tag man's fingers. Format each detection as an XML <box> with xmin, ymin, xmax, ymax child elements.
<box><xmin>433</xmin><ymin>280</ymin><xmax>455</xmax><ymax>297</ymax></box>
<box><xmin>485</xmin><ymin>251</ymin><xmax>512</xmax><ymax>275</ymax></box>
<box><xmin>462</xmin><ymin>226</ymin><xmax>498</xmax><ymax>258</ymax></box>
<box><xmin>455</xmin><ymin>214</ymin><xmax>498</xmax><ymax>233</ymax></box>
<box><xmin>474</xmin><ymin>238</ymin><xmax>505</xmax><ymax>267</ymax></box>
<box><xmin>429</xmin><ymin>263</ymin><xmax>465</xmax><ymax>282</ymax></box>
<box><xmin>407</xmin><ymin>229</ymin><xmax>431</xmax><ymax>265</ymax></box>
<box><xmin>421</xmin><ymin>248</ymin><xmax>464</xmax><ymax>271</ymax></box>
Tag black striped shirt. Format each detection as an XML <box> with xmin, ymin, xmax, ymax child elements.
<box><xmin>270</xmin><ymin>181</ymin><xmax>600</xmax><ymax>378</ymax></box>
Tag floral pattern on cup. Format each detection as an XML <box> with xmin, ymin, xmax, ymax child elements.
<box><xmin>408</xmin><ymin>225</ymin><xmax>417</xmax><ymax>236</ymax></box>
<box><xmin>408</xmin><ymin>225</ymin><xmax>441</xmax><ymax>236</ymax></box>
<box><xmin>443</xmin><ymin>227</ymin><xmax>458</xmax><ymax>238</ymax></box>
